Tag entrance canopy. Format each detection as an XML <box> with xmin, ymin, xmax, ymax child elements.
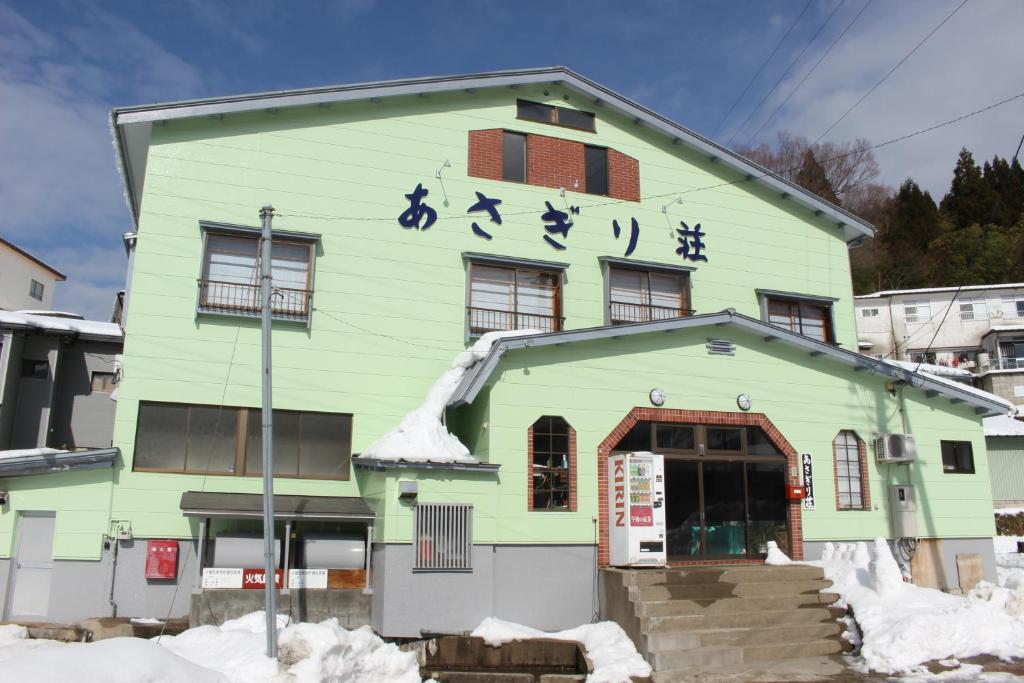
<box><xmin>179</xmin><ymin>491</ymin><xmax>375</xmax><ymax>522</ymax></box>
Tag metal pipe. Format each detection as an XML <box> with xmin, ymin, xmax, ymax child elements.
<box><xmin>195</xmin><ymin>518</ymin><xmax>207</xmax><ymax>592</ymax></box>
<box><xmin>259</xmin><ymin>205</ymin><xmax>278</xmax><ymax>658</ymax></box>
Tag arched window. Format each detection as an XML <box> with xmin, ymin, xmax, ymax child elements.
<box><xmin>529</xmin><ymin>416</ymin><xmax>575</xmax><ymax>511</ymax></box>
<box><xmin>833</xmin><ymin>431</ymin><xmax>870</xmax><ymax>511</ymax></box>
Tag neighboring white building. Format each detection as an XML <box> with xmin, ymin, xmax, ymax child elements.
<box><xmin>0</xmin><ymin>237</ymin><xmax>66</xmax><ymax>311</ymax></box>
<box><xmin>855</xmin><ymin>283</ymin><xmax>1024</xmax><ymax>405</ymax></box>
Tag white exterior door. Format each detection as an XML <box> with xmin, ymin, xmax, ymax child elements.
<box><xmin>5</xmin><ymin>511</ymin><xmax>56</xmax><ymax>620</ymax></box>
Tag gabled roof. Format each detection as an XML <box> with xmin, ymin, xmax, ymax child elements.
<box><xmin>0</xmin><ymin>236</ymin><xmax>66</xmax><ymax>280</ymax></box>
<box><xmin>110</xmin><ymin>67</ymin><xmax>874</xmax><ymax>243</ymax></box>
<box><xmin>447</xmin><ymin>309</ymin><xmax>1013</xmax><ymax>417</ymax></box>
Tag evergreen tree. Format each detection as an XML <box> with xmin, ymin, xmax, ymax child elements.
<box><xmin>793</xmin><ymin>149</ymin><xmax>840</xmax><ymax>205</ymax></box>
<box><xmin>983</xmin><ymin>155</ymin><xmax>1024</xmax><ymax>227</ymax></box>
<box><xmin>940</xmin><ymin>148</ymin><xmax>996</xmax><ymax>229</ymax></box>
<box><xmin>873</xmin><ymin>179</ymin><xmax>941</xmax><ymax>288</ymax></box>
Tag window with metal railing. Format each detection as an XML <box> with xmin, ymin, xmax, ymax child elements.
<box><xmin>414</xmin><ymin>503</ymin><xmax>473</xmax><ymax>570</ymax></box>
<box><xmin>198</xmin><ymin>233</ymin><xmax>314</xmax><ymax>322</ymax></box>
<box><xmin>608</xmin><ymin>266</ymin><xmax>691</xmax><ymax>325</ymax></box>
<box><xmin>467</xmin><ymin>262</ymin><xmax>562</xmax><ymax>335</ymax></box>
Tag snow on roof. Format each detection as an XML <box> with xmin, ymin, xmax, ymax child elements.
<box><xmin>856</xmin><ymin>283</ymin><xmax>1024</xmax><ymax>299</ymax></box>
<box><xmin>882</xmin><ymin>359</ymin><xmax>972</xmax><ymax>378</ymax></box>
<box><xmin>858</xmin><ymin>340</ymin><xmax>874</xmax><ymax>348</ymax></box>
<box><xmin>14</xmin><ymin>310</ymin><xmax>83</xmax><ymax>319</ymax></box>
<box><xmin>985</xmin><ymin>414</ymin><xmax>1024</xmax><ymax>437</ymax></box>
<box><xmin>0</xmin><ymin>447</ymin><xmax>67</xmax><ymax>460</ymax></box>
<box><xmin>876</xmin><ymin>359</ymin><xmax>1014</xmax><ymax>412</ymax></box>
<box><xmin>0</xmin><ymin>310</ymin><xmax>122</xmax><ymax>340</ymax></box>
<box><xmin>358</xmin><ymin>329</ymin><xmax>541</xmax><ymax>465</ymax></box>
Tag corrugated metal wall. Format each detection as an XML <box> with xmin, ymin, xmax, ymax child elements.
<box><xmin>987</xmin><ymin>436</ymin><xmax>1024</xmax><ymax>503</ymax></box>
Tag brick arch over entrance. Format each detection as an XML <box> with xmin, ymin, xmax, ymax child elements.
<box><xmin>596</xmin><ymin>408</ymin><xmax>804</xmax><ymax>566</ymax></box>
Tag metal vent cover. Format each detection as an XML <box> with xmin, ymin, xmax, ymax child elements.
<box><xmin>706</xmin><ymin>338</ymin><xmax>736</xmax><ymax>356</ymax></box>
<box><xmin>413</xmin><ymin>503</ymin><xmax>473</xmax><ymax>570</ymax></box>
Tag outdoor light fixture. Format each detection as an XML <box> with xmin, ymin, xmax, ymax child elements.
<box><xmin>649</xmin><ymin>388</ymin><xmax>666</xmax><ymax>406</ymax></box>
<box><xmin>661</xmin><ymin>197</ymin><xmax>683</xmax><ymax>214</ymax></box>
<box><xmin>435</xmin><ymin>159</ymin><xmax>452</xmax><ymax>178</ymax></box>
<box><xmin>737</xmin><ymin>394</ymin><xmax>752</xmax><ymax>411</ymax></box>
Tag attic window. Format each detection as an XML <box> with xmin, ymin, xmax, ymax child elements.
<box><xmin>517</xmin><ymin>99</ymin><xmax>595</xmax><ymax>132</ymax></box>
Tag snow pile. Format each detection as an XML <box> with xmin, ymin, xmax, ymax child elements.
<box><xmin>0</xmin><ymin>611</ymin><xmax>419</xmax><ymax>683</ymax></box>
<box><xmin>472</xmin><ymin>616</ymin><xmax>651</xmax><ymax>683</ymax></box>
<box><xmin>767</xmin><ymin>540</ymin><xmax>1024</xmax><ymax>674</ymax></box>
<box><xmin>360</xmin><ymin>329</ymin><xmax>540</xmax><ymax>464</ymax></box>
<box><xmin>884</xmin><ymin>359</ymin><xmax>973</xmax><ymax>379</ymax></box>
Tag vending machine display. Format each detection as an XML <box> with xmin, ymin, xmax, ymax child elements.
<box><xmin>608</xmin><ymin>452</ymin><xmax>667</xmax><ymax>566</ymax></box>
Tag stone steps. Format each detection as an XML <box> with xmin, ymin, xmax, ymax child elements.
<box><xmin>601</xmin><ymin>565</ymin><xmax>848</xmax><ymax>677</ymax></box>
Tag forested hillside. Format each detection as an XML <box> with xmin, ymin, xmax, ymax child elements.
<box><xmin>739</xmin><ymin>133</ymin><xmax>1024</xmax><ymax>294</ymax></box>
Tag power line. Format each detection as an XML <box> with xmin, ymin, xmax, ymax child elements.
<box><xmin>743</xmin><ymin>0</ymin><xmax>875</xmax><ymax>147</ymax></box>
<box><xmin>711</xmin><ymin>0</ymin><xmax>815</xmax><ymax>138</ymax></box>
<box><xmin>814</xmin><ymin>0</ymin><xmax>970</xmax><ymax>143</ymax></box>
<box><xmin>726</xmin><ymin>0</ymin><xmax>847</xmax><ymax>146</ymax></box>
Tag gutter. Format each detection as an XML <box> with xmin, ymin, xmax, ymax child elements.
<box><xmin>0</xmin><ymin>448</ymin><xmax>118</xmax><ymax>478</ymax></box>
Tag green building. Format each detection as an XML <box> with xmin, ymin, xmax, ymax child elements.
<box><xmin>0</xmin><ymin>68</ymin><xmax>1011</xmax><ymax>634</ymax></box>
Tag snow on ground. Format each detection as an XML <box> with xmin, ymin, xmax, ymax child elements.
<box><xmin>472</xmin><ymin>616</ymin><xmax>652</xmax><ymax>683</ymax></box>
<box><xmin>768</xmin><ymin>539</ymin><xmax>1024</xmax><ymax>675</ymax></box>
<box><xmin>0</xmin><ymin>612</ymin><xmax>419</xmax><ymax>683</ymax></box>
<box><xmin>360</xmin><ymin>329</ymin><xmax>540</xmax><ymax>464</ymax></box>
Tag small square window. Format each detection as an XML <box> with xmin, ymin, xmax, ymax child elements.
<box><xmin>861</xmin><ymin>308</ymin><xmax>879</xmax><ymax>318</ymax></box>
<box><xmin>21</xmin><ymin>359</ymin><xmax>49</xmax><ymax>379</ymax></box>
<box><xmin>941</xmin><ymin>441</ymin><xmax>974</xmax><ymax>474</ymax></box>
<box><xmin>90</xmin><ymin>371</ymin><xmax>116</xmax><ymax>393</ymax></box>
<box><xmin>29</xmin><ymin>279</ymin><xmax>44</xmax><ymax>301</ymax></box>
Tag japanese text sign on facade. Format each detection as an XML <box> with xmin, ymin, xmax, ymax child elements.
<box><xmin>801</xmin><ymin>453</ymin><xmax>815</xmax><ymax>510</ymax></box>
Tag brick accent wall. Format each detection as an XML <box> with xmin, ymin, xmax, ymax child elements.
<box><xmin>527</xmin><ymin>134</ymin><xmax>585</xmax><ymax>192</ymax></box>
<box><xmin>832</xmin><ymin>432</ymin><xmax>872</xmax><ymax>512</ymax></box>
<box><xmin>607</xmin><ymin>149</ymin><xmax>641</xmax><ymax>202</ymax></box>
<box><xmin>467</xmin><ymin>129</ymin><xmax>503</xmax><ymax>181</ymax></box>
<box><xmin>466</xmin><ymin>129</ymin><xmax>640</xmax><ymax>202</ymax></box>
<box><xmin>596</xmin><ymin>408</ymin><xmax>805</xmax><ymax>567</ymax></box>
<box><xmin>527</xmin><ymin>417</ymin><xmax>578</xmax><ymax>512</ymax></box>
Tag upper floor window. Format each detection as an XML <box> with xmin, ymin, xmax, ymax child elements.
<box><xmin>90</xmin><ymin>371</ymin><xmax>116</xmax><ymax>393</ymax></box>
<box><xmin>861</xmin><ymin>308</ymin><xmax>879</xmax><ymax>318</ymax></box>
<box><xmin>502</xmin><ymin>131</ymin><xmax>527</xmax><ymax>182</ymax></box>
<box><xmin>21</xmin><ymin>359</ymin><xmax>48</xmax><ymax>379</ymax></box>
<box><xmin>958</xmin><ymin>297</ymin><xmax>988</xmax><ymax>321</ymax></box>
<box><xmin>1001</xmin><ymin>295</ymin><xmax>1024</xmax><ymax>319</ymax></box>
<box><xmin>29</xmin><ymin>279</ymin><xmax>44</xmax><ymax>301</ymax></box>
<box><xmin>766</xmin><ymin>298</ymin><xmax>833</xmax><ymax>343</ymax></box>
<box><xmin>198</xmin><ymin>226</ymin><xmax>317</xmax><ymax>324</ymax></box>
<box><xmin>530</xmin><ymin>416</ymin><xmax>575</xmax><ymax>511</ymax></box>
<box><xmin>133</xmin><ymin>401</ymin><xmax>352</xmax><ymax>480</ymax></box>
<box><xmin>584</xmin><ymin>145</ymin><xmax>608</xmax><ymax>196</ymax></box>
<box><xmin>467</xmin><ymin>260</ymin><xmax>562</xmax><ymax>335</ymax></box>
<box><xmin>517</xmin><ymin>99</ymin><xmax>596</xmax><ymax>132</ymax></box>
<box><xmin>608</xmin><ymin>266</ymin><xmax>691</xmax><ymax>325</ymax></box>
<box><xmin>903</xmin><ymin>300</ymin><xmax>931</xmax><ymax>324</ymax></box>
<box><xmin>941</xmin><ymin>440</ymin><xmax>974</xmax><ymax>474</ymax></box>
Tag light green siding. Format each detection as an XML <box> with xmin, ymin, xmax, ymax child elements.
<box><xmin>7</xmin><ymin>80</ymin><xmax>989</xmax><ymax>555</ymax></box>
<box><xmin>987</xmin><ymin>436</ymin><xmax>1024</xmax><ymax>503</ymax></box>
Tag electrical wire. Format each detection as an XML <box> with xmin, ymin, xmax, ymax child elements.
<box><xmin>743</xmin><ymin>0</ymin><xmax>875</xmax><ymax>147</ymax></box>
<box><xmin>813</xmin><ymin>0</ymin><xmax>971</xmax><ymax>143</ymax></box>
<box><xmin>711</xmin><ymin>0</ymin><xmax>815</xmax><ymax>138</ymax></box>
<box><xmin>726</xmin><ymin>0</ymin><xmax>847</xmax><ymax>146</ymax></box>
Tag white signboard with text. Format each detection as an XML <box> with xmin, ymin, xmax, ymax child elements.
<box><xmin>801</xmin><ymin>453</ymin><xmax>815</xmax><ymax>510</ymax></box>
<box><xmin>201</xmin><ymin>567</ymin><xmax>243</xmax><ymax>589</ymax></box>
<box><xmin>288</xmin><ymin>568</ymin><xmax>328</xmax><ymax>589</ymax></box>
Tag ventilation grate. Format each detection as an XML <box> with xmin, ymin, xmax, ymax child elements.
<box><xmin>413</xmin><ymin>502</ymin><xmax>473</xmax><ymax>570</ymax></box>
<box><xmin>706</xmin><ymin>338</ymin><xmax>736</xmax><ymax>356</ymax></box>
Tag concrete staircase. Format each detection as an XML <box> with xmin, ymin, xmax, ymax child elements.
<box><xmin>602</xmin><ymin>565</ymin><xmax>848</xmax><ymax>681</ymax></box>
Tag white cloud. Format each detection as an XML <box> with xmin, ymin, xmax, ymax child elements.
<box><xmin>0</xmin><ymin>3</ymin><xmax>208</xmax><ymax>320</ymax></box>
<box><xmin>731</xmin><ymin>0</ymin><xmax>1024</xmax><ymax>197</ymax></box>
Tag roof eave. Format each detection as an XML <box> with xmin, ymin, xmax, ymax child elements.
<box><xmin>111</xmin><ymin>66</ymin><xmax>874</xmax><ymax>239</ymax></box>
<box><xmin>0</xmin><ymin>448</ymin><xmax>117</xmax><ymax>478</ymax></box>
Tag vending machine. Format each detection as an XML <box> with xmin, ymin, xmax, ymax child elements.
<box><xmin>607</xmin><ymin>452</ymin><xmax>667</xmax><ymax>566</ymax></box>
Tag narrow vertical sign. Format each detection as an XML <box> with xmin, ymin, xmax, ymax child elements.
<box><xmin>801</xmin><ymin>453</ymin><xmax>815</xmax><ymax>510</ymax></box>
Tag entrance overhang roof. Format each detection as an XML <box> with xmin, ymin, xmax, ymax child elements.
<box><xmin>179</xmin><ymin>491</ymin><xmax>375</xmax><ymax>522</ymax></box>
<box><xmin>447</xmin><ymin>309</ymin><xmax>1014</xmax><ymax>418</ymax></box>
<box><xmin>110</xmin><ymin>67</ymin><xmax>874</xmax><ymax>243</ymax></box>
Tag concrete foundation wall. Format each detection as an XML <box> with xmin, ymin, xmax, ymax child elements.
<box><xmin>192</xmin><ymin>589</ymin><xmax>371</xmax><ymax>628</ymax></box>
<box><xmin>803</xmin><ymin>537</ymin><xmax>996</xmax><ymax>591</ymax></box>
<box><xmin>373</xmin><ymin>543</ymin><xmax>596</xmax><ymax>638</ymax></box>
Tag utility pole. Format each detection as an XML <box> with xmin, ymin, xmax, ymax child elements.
<box><xmin>259</xmin><ymin>204</ymin><xmax>278</xmax><ymax>658</ymax></box>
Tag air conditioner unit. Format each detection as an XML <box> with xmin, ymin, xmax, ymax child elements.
<box><xmin>874</xmin><ymin>433</ymin><xmax>917</xmax><ymax>464</ymax></box>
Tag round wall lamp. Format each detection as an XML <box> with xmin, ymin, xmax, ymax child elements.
<box><xmin>649</xmin><ymin>388</ymin><xmax>666</xmax><ymax>406</ymax></box>
<box><xmin>737</xmin><ymin>394</ymin><xmax>752</xmax><ymax>411</ymax></box>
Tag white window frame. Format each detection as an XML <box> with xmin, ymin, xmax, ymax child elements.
<box><xmin>860</xmin><ymin>308</ymin><xmax>879</xmax><ymax>318</ymax></box>
<box><xmin>29</xmin><ymin>279</ymin><xmax>44</xmax><ymax>301</ymax></box>
<box><xmin>903</xmin><ymin>300</ymin><xmax>931</xmax><ymax>324</ymax></box>
<box><xmin>958</xmin><ymin>297</ymin><xmax>988</xmax><ymax>322</ymax></box>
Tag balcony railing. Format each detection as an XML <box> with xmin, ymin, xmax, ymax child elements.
<box><xmin>990</xmin><ymin>357</ymin><xmax>1024</xmax><ymax>371</ymax></box>
<box><xmin>198</xmin><ymin>279</ymin><xmax>312</xmax><ymax>321</ymax></box>
<box><xmin>467</xmin><ymin>306</ymin><xmax>563</xmax><ymax>335</ymax></box>
<box><xmin>610</xmin><ymin>301</ymin><xmax>693</xmax><ymax>325</ymax></box>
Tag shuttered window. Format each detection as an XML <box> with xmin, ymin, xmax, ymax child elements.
<box><xmin>413</xmin><ymin>503</ymin><xmax>473</xmax><ymax>570</ymax></box>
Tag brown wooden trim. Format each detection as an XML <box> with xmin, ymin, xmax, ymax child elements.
<box><xmin>832</xmin><ymin>431</ymin><xmax>871</xmax><ymax>511</ymax></box>
<box><xmin>527</xmin><ymin>416</ymin><xmax>577</xmax><ymax>512</ymax></box>
<box><xmin>597</xmin><ymin>408</ymin><xmax>804</xmax><ymax>566</ymax></box>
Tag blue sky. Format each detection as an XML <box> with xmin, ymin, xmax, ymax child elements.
<box><xmin>1</xmin><ymin>0</ymin><xmax>1022</xmax><ymax>319</ymax></box>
